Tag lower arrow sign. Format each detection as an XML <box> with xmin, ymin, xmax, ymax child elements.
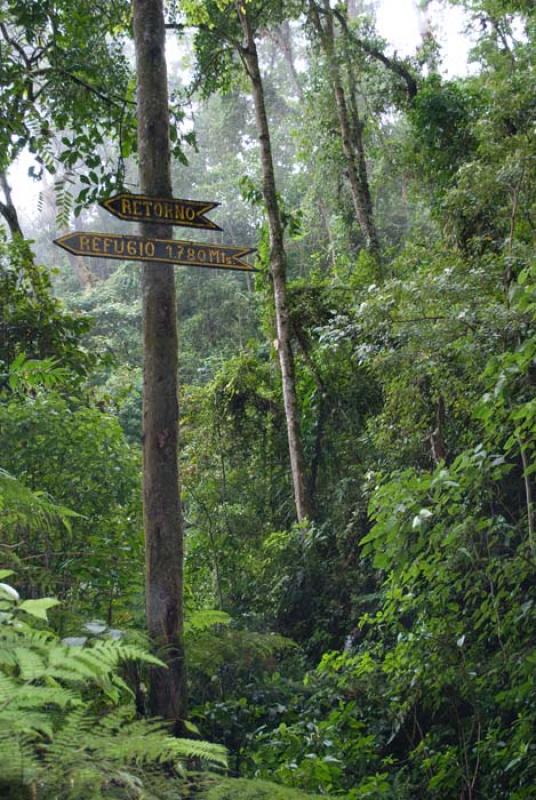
<box><xmin>53</xmin><ymin>231</ymin><xmax>257</xmax><ymax>272</ymax></box>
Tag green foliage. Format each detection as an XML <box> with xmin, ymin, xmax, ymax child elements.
<box><xmin>189</xmin><ymin>625</ymin><xmax>300</xmax><ymax>763</ymax></box>
<box><xmin>7</xmin><ymin>353</ymin><xmax>74</xmax><ymax>393</ymax></box>
<box><xmin>251</xmin><ymin>701</ymin><xmax>386</xmax><ymax>796</ymax></box>
<box><xmin>0</xmin><ymin>233</ymin><xmax>93</xmax><ymax>380</ymax></box>
<box><xmin>253</xmin><ymin>266</ymin><xmax>536</xmax><ymax>798</ymax></box>
<box><xmin>0</xmin><ymin>0</ymin><xmax>134</xmax><ymax>205</ymax></box>
<box><xmin>0</xmin><ymin>467</ymin><xmax>77</xmax><ymax>533</ymax></box>
<box><xmin>198</xmin><ymin>775</ymin><xmax>325</xmax><ymax>799</ymax></box>
<box><xmin>408</xmin><ymin>76</ymin><xmax>479</xmax><ymax>191</ymax></box>
<box><xmin>0</xmin><ymin>580</ymin><xmax>227</xmax><ymax>800</ymax></box>
<box><xmin>0</xmin><ymin>392</ymin><xmax>142</xmax><ymax>618</ymax></box>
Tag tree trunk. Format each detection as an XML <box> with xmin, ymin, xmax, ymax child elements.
<box><xmin>309</xmin><ymin>2</ymin><xmax>381</xmax><ymax>265</ymax></box>
<box><xmin>430</xmin><ymin>395</ymin><xmax>448</xmax><ymax>466</ymax></box>
<box><xmin>318</xmin><ymin>197</ymin><xmax>337</xmax><ymax>268</ymax></box>
<box><xmin>269</xmin><ymin>21</ymin><xmax>305</xmax><ymax>102</ymax></box>
<box><xmin>0</xmin><ymin>171</ymin><xmax>24</xmax><ymax>238</ymax></box>
<box><xmin>293</xmin><ymin>321</ymin><xmax>328</xmax><ymax>503</ymax></box>
<box><xmin>237</xmin><ymin>5</ymin><xmax>313</xmax><ymax>523</ymax></box>
<box><xmin>345</xmin><ymin>62</ymin><xmax>380</xmax><ymax>257</ymax></box>
<box><xmin>132</xmin><ymin>0</ymin><xmax>186</xmax><ymax>730</ymax></box>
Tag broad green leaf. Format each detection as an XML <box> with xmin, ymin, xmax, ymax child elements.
<box><xmin>19</xmin><ymin>598</ymin><xmax>60</xmax><ymax>620</ymax></box>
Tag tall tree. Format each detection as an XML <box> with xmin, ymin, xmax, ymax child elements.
<box><xmin>235</xmin><ymin>2</ymin><xmax>313</xmax><ymax>522</ymax></box>
<box><xmin>132</xmin><ymin>0</ymin><xmax>186</xmax><ymax>729</ymax></box>
<box><xmin>308</xmin><ymin>0</ymin><xmax>381</xmax><ymax>263</ymax></box>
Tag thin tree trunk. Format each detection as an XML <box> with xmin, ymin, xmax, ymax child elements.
<box><xmin>293</xmin><ymin>321</ymin><xmax>328</xmax><ymax>503</ymax></box>
<box><xmin>516</xmin><ymin>432</ymin><xmax>535</xmax><ymax>555</ymax></box>
<box><xmin>269</xmin><ymin>22</ymin><xmax>305</xmax><ymax>102</ymax></box>
<box><xmin>270</xmin><ymin>21</ymin><xmax>335</xmax><ymax>268</ymax></box>
<box><xmin>237</xmin><ymin>5</ymin><xmax>313</xmax><ymax>522</ymax></box>
<box><xmin>318</xmin><ymin>197</ymin><xmax>337</xmax><ymax>267</ymax></box>
<box><xmin>309</xmin><ymin>2</ymin><xmax>381</xmax><ymax>265</ymax></box>
<box><xmin>345</xmin><ymin>62</ymin><xmax>379</xmax><ymax>256</ymax></box>
<box><xmin>132</xmin><ymin>0</ymin><xmax>186</xmax><ymax>730</ymax></box>
<box><xmin>0</xmin><ymin>170</ymin><xmax>24</xmax><ymax>237</ymax></box>
<box><xmin>430</xmin><ymin>395</ymin><xmax>448</xmax><ymax>465</ymax></box>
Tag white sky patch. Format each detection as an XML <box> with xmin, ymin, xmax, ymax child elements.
<box><xmin>376</xmin><ymin>0</ymin><xmax>475</xmax><ymax>76</ymax></box>
<box><xmin>376</xmin><ymin>0</ymin><xmax>422</xmax><ymax>56</ymax></box>
<box><xmin>426</xmin><ymin>2</ymin><xmax>477</xmax><ymax>76</ymax></box>
<box><xmin>9</xmin><ymin>149</ymin><xmax>40</xmax><ymax>229</ymax></box>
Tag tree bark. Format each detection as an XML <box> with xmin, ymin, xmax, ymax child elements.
<box><xmin>237</xmin><ymin>5</ymin><xmax>313</xmax><ymax>523</ymax></box>
<box><xmin>132</xmin><ymin>0</ymin><xmax>186</xmax><ymax>730</ymax></box>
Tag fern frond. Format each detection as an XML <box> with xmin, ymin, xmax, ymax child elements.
<box><xmin>0</xmin><ymin>468</ymin><xmax>75</xmax><ymax>534</ymax></box>
<box><xmin>0</xmin><ymin>672</ymin><xmax>17</xmax><ymax>702</ymax></box>
<box><xmin>9</xmin><ymin>685</ymin><xmax>80</xmax><ymax>711</ymax></box>
<box><xmin>105</xmin><ymin>642</ymin><xmax>165</xmax><ymax>668</ymax></box>
<box><xmin>0</xmin><ymin>733</ymin><xmax>40</xmax><ymax>783</ymax></box>
<box><xmin>168</xmin><ymin>738</ymin><xmax>228</xmax><ymax>766</ymax></box>
<box><xmin>185</xmin><ymin>609</ymin><xmax>232</xmax><ymax>633</ymax></box>
<box><xmin>0</xmin><ymin>708</ymin><xmax>54</xmax><ymax>738</ymax></box>
<box><xmin>13</xmin><ymin>646</ymin><xmax>46</xmax><ymax>681</ymax></box>
<box><xmin>89</xmin><ymin>717</ymin><xmax>228</xmax><ymax>768</ymax></box>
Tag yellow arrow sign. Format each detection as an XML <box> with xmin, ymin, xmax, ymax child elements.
<box><xmin>53</xmin><ymin>231</ymin><xmax>257</xmax><ymax>272</ymax></box>
<box><xmin>100</xmin><ymin>193</ymin><xmax>222</xmax><ymax>230</ymax></box>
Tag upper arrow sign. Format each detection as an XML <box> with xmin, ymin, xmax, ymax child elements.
<box><xmin>100</xmin><ymin>193</ymin><xmax>222</xmax><ymax>231</ymax></box>
<box><xmin>53</xmin><ymin>231</ymin><xmax>256</xmax><ymax>272</ymax></box>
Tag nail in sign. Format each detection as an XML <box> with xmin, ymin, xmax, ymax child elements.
<box><xmin>53</xmin><ymin>231</ymin><xmax>257</xmax><ymax>272</ymax></box>
<box><xmin>100</xmin><ymin>193</ymin><xmax>222</xmax><ymax>231</ymax></box>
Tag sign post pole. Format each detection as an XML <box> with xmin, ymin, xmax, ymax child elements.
<box><xmin>132</xmin><ymin>0</ymin><xmax>186</xmax><ymax>732</ymax></box>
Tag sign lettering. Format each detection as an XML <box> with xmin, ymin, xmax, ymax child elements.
<box><xmin>53</xmin><ymin>232</ymin><xmax>257</xmax><ymax>272</ymax></box>
<box><xmin>100</xmin><ymin>193</ymin><xmax>222</xmax><ymax>231</ymax></box>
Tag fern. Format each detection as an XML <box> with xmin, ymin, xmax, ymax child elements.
<box><xmin>185</xmin><ymin>608</ymin><xmax>232</xmax><ymax>633</ymax></box>
<box><xmin>188</xmin><ymin>626</ymin><xmax>296</xmax><ymax>680</ymax></box>
<box><xmin>0</xmin><ymin>468</ymin><xmax>76</xmax><ymax>533</ymax></box>
<box><xmin>0</xmin><ymin>732</ymin><xmax>40</xmax><ymax>786</ymax></box>
<box><xmin>0</xmin><ymin>580</ymin><xmax>228</xmax><ymax>799</ymax></box>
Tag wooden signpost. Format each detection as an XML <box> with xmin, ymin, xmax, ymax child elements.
<box><xmin>53</xmin><ymin>192</ymin><xmax>256</xmax><ymax>272</ymax></box>
<box><xmin>54</xmin><ymin>230</ymin><xmax>256</xmax><ymax>272</ymax></box>
<box><xmin>53</xmin><ymin>129</ymin><xmax>254</xmax><ymax>730</ymax></box>
<box><xmin>100</xmin><ymin>193</ymin><xmax>222</xmax><ymax>230</ymax></box>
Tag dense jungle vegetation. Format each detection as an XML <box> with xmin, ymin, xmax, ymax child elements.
<box><xmin>1</xmin><ymin>0</ymin><xmax>535</xmax><ymax>797</ymax></box>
